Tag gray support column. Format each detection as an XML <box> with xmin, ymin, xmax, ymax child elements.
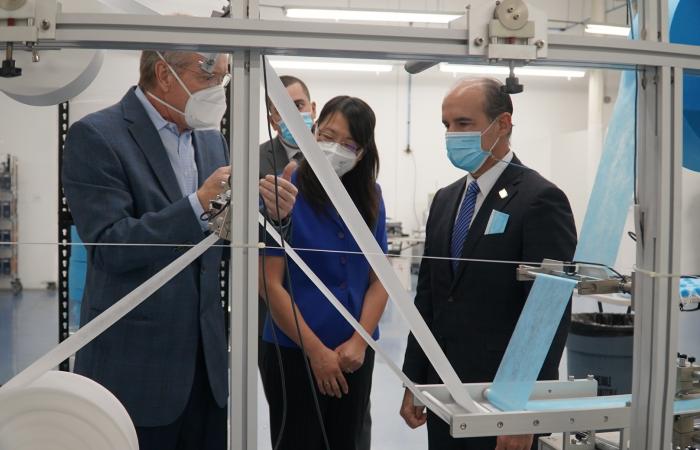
<box><xmin>229</xmin><ymin>49</ymin><xmax>261</xmax><ymax>450</ymax></box>
<box><xmin>630</xmin><ymin>63</ymin><xmax>683</xmax><ymax>449</ymax></box>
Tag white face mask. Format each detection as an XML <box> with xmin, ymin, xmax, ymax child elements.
<box><xmin>318</xmin><ymin>141</ymin><xmax>358</xmax><ymax>177</ymax></box>
<box><xmin>148</xmin><ymin>52</ymin><xmax>227</xmax><ymax>130</ymax></box>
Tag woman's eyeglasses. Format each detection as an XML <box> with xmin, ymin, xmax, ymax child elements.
<box><xmin>316</xmin><ymin>129</ymin><xmax>362</xmax><ymax>154</ymax></box>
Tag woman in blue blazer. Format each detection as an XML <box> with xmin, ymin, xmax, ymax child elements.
<box><xmin>259</xmin><ymin>96</ymin><xmax>388</xmax><ymax>450</ymax></box>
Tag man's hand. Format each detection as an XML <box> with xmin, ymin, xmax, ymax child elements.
<box><xmin>335</xmin><ymin>335</ymin><xmax>367</xmax><ymax>373</ymax></box>
<box><xmin>197</xmin><ymin>166</ymin><xmax>231</xmax><ymax>209</ymax></box>
<box><xmin>400</xmin><ymin>388</ymin><xmax>427</xmax><ymax>429</ymax></box>
<box><xmin>259</xmin><ymin>161</ymin><xmax>298</xmax><ymax>221</ymax></box>
<box><xmin>495</xmin><ymin>434</ymin><xmax>533</xmax><ymax>450</ymax></box>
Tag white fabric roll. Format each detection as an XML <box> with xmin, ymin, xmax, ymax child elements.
<box><xmin>0</xmin><ymin>49</ymin><xmax>103</xmax><ymax>107</ymax></box>
<box><xmin>0</xmin><ymin>370</ymin><xmax>138</xmax><ymax>450</ymax></box>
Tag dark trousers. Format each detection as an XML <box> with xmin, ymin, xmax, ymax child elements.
<box><xmin>261</xmin><ymin>342</ymin><xmax>375</xmax><ymax>450</ymax></box>
<box><xmin>136</xmin><ymin>340</ymin><xmax>226</xmax><ymax>450</ymax></box>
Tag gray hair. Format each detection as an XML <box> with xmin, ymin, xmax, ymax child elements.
<box><xmin>138</xmin><ymin>51</ymin><xmax>192</xmax><ymax>91</ymax></box>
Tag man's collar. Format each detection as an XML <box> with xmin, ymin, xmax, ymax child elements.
<box><xmin>134</xmin><ymin>86</ymin><xmax>187</xmax><ymax>135</ymax></box>
<box><xmin>468</xmin><ymin>150</ymin><xmax>513</xmax><ymax>195</ymax></box>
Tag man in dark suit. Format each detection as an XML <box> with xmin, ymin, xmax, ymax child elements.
<box><xmin>62</xmin><ymin>50</ymin><xmax>297</xmax><ymax>450</ymax></box>
<box><xmin>400</xmin><ymin>78</ymin><xmax>577</xmax><ymax>450</ymax></box>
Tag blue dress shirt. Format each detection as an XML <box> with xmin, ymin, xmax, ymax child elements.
<box><xmin>262</xmin><ymin>172</ymin><xmax>388</xmax><ymax>349</ymax></box>
<box><xmin>134</xmin><ymin>87</ymin><xmax>207</xmax><ymax>229</ymax></box>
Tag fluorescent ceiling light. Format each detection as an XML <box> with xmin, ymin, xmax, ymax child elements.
<box><xmin>439</xmin><ymin>63</ymin><xmax>586</xmax><ymax>79</ymax></box>
<box><xmin>284</xmin><ymin>7</ymin><xmax>462</xmax><ymax>24</ymax></box>
<box><xmin>584</xmin><ymin>23</ymin><xmax>631</xmax><ymax>37</ymax></box>
<box><xmin>269</xmin><ymin>60</ymin><xmax>393</xmax><ymax>73</ymax></box>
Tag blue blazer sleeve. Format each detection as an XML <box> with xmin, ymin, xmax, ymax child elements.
<box><xmin>62</xmin><ymin>120</ymin><xmax>206</xmax><ymax>274</ymax></box>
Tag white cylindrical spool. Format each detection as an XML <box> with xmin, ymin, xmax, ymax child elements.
<box><xmin>0</xmin><ymin>49</ymin><xmax>103</xmax><ymax>107</ymax></box>
<box><xmin>0</xmin><ymin>370</ymin><xmax>138</xmax><ymax>450</ymax></box>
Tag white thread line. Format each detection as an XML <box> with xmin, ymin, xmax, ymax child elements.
<box><xmin>633</xmin><ymin>265</ymin><xmax>685</xmax><ymax>279</ymax></box>
<box><xmin>3</xmin><ymin>239</ymin><xmax>603</xmax><ymax>270</ymax></box>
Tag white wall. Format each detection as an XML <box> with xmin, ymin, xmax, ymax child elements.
<box><xmin>0</xmin><ymin>97</ymin><xmax>58</xmax><ymax>289</ymax></box>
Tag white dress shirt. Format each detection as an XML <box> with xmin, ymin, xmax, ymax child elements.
<box><xmin>455</xmin><ymin>150</ymin><xmax>514</xmax><ymax>227</ymax></box>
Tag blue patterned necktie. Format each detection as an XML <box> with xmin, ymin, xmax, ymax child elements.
<box><xmin>450</xmin><ymin>181</ymin><xmax>480</xmax><ymax>271</ymax></box>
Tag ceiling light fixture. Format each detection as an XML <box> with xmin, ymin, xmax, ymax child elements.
<box><xmin>439</xmin><ymin>63</ymin><xmax>586</xmax><ymax>79</ymax></box>
<box><xmin>284</xmin><ymin>7</ymin><xmax>462</xmax><ymax>24</ymax></box>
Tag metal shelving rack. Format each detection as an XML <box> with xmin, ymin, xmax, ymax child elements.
<box><xmin>0</xmin><ymin>153</ymin><xmax>21</xmax><ymax>295</ymax></box>
<box><xmin>57</xmin><ymin>101</ymin><xmax>71</xmax><ymax>372</ymax></box>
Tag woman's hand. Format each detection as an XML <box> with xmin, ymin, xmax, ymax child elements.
<box><xmin>335</xmin><ymin>335</ymin><xmax>367</xmax><ymax>373</ymax></box>
<box><xmin>309</xmin><ymin>345</ymin><xmax>349</xmax><ymax>398</ymax></box>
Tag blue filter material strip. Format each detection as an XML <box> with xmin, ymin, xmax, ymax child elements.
<box><xmin>573</xmin><ymin>69</ymin><xmax>636</xmax><ymax>267</ymax></box>
<box><xmin>488</xmin><ymin>274</ymin><xmax>577</xmax><ymax>411</ymax></box>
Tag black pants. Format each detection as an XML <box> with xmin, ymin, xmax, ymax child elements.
<box><xmin>136</xmin><ymin>340</ymin><xmax>226</xmax><ymax>450</ymax></box>
<box><xmin>261</xmin><ymin>342</ymin><xmax>375</xmax><ymax>450</ymax></box>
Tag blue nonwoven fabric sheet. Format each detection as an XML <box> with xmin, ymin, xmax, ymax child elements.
<box><xmin>670</xmin><ymin>0</ymin><xmax>700</xmax><ymax>173</ymax></box>
<box><xmin>680</xmin><ymin>277</ymin><xmax>700</xmax><ymax>300</ymax></box>
<box><xmin>526</xmin><ymin>394</ymin><xmax>700</xmax><ymax>415</ymax></box>
<box><xmin>488</xmin><ymin>274</ymin><xmax>577</xmax><ymax>411</ymax></box>
<box><xmin>573</xmin><ymin>68</ymin><xmax>636</xmax><ymax>267</ymax></box>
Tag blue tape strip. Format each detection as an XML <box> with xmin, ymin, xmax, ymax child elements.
<box><xmin>675</xmin><ymin>397</ymin><xmax>700</xmax><ymax>414</ymax></box>
<box><xmin>526</xmin><ymin>394</ymin><xmax>700</xmax><ymax>415</ymax></box>
<box><xmin>526</xmin><ymin>395</ymin><xmax>630</xmax><ymax>411</ymax></box>
<box><xmin>488</xmin><ymin>274</ymin><xmax>577</xmax><ymax>411</ymax></box>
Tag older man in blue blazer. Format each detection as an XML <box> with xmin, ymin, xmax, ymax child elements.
<box><xmin>62</xmin><ymin>50</ymin><xmax>297</xmax><ymax>450</ymax></box>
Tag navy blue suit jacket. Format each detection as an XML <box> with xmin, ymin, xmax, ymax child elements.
<box><xmin>402</xmin><ymin>156</ymin><xmax>577</xmax><ymax>449</ymax></box>
<box><xmin>62</xmin><ymin>87</ymin><xmax>228</xmax><ymax>427</ymax></box>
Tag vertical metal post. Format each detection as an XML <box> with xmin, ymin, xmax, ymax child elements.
<box><xmin>228</xmin><ymin>1</ymin><xmax>260</xmax><ymax>448</ymax></box>
<box><xmin>229</xmin><ymin>49</ymin><xmax>261</xmax><ymax>450</ymax></box>
<box><xmin>630</xmin><ymin>63</ymin><xmax>682</xmax><ymax>449</ymax></box>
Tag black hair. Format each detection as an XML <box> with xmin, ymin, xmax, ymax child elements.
<box><xmin>480</xmin><ymin>78</ymin><xmax>513</xmax><ymax>121</ymax></box>
<box><xmin>265</xmin><ymin>75</ymin><xmax>311</xmax><ymax>109</ymax></box>
<box><xmin>297</xmin><ymin>96</ymin><xmax>380</xmax><ymax>228</ymax></box>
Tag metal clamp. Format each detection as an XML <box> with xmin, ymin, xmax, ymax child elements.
<box><xmin>517</xmin><ymin>259</ymin><xmax>632</xmax><ymax>295</ymax></box>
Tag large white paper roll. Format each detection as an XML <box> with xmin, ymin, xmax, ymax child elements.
<box><xmin>0</xmin><ymin>370</ymin><xmax>138</xmax><ymax>450</ymax></box>
<box><xmin>0</xmin><ymin>49</ymin><xmax>103</xmax><ymax>107</ymax></box>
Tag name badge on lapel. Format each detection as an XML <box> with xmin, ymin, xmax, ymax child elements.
<box><xmin>485</xmin><ymin>210</ymin><xmax>509</xmax><ymax>235</ymax></box>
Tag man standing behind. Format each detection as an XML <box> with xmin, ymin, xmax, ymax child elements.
<box><xmin>400</xmin><ymin>78</ymin><xmax>577</xmax><ymax>450</ymax></box>
<box><xmin>259</xmin><ymin>75</ymin><xmax>316</xmax><ymax>177</ymax></box>
<box><xmin>63</xmin><ymin>50</ymin><xmax>297</xmax><ymax>450</ymax></box>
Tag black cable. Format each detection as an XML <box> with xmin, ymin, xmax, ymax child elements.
<box><xmin>627</xmin><ymin>0</ymin><xmax>639</xmax><ymax>207</ymax></box>
<box><xmin>259</xmin><ymin>220</ymin><xmax>288</xmax><ymax>450</ymax></box>
<box><xmin>261</xmin><ymin>55</ymin><xmax>331</xmax><ymax>450</ymax></box>
<box><xmin>571</xmin><ymin>260</ymin><xmax>626</xmax><ymax>280</ymax></box>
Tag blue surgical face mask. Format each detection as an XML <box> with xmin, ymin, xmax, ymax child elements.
<box><xmin>445</xmin><ymin>119</ymin><xmax>500</xmax><ymax>173</ymax></box>
<box><xmin>278</xmin><ymin>112</ymin><xmax>314</xmax><ymax>147</ymax></box>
